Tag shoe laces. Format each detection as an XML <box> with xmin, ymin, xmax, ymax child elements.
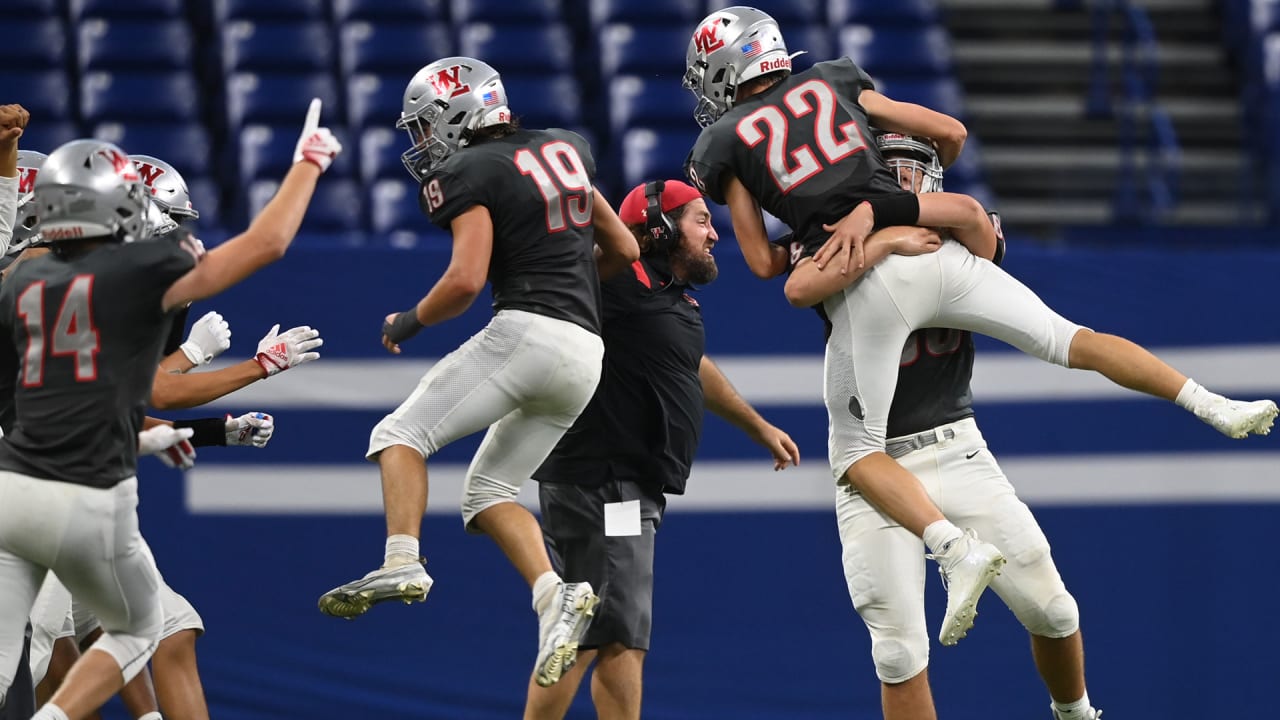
<box><xmin>924</xmin><ymin>529</ymin><xmax>978</xmax><ymax>589</ymax></box>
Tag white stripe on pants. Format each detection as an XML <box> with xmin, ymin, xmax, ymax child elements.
<box><xmin>0</xmin><ymin>473</ymin><xmax>161</xmax><ymax>695</ymax></box>
<box><xmin>824</xmin><ymin>241</ymin><xmax>1085</xmax><ymax>479</ymax></box>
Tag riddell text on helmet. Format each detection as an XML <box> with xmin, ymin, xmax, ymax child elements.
<box><xmin>759</xmin><ymin>57</ymin><xmax>790</xmax><ymax>73</ymax></box>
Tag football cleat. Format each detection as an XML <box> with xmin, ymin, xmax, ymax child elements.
<box><xmin>928</xmin><ymin>529</ymin><xmax>1005</xmax><ymax>646</ymax></box>
<box><xmin>534</xmin><ymin>582</ymin><xmax>600</xmax><ymax>687</ymax></box>
<box><xmin>317</xmin><ymin>561</ymin><xmax>432</xmax><ymax>619</ymax></box>
<box><xmin>1195</xmin><ymin>397</ymin><xmax>1278</xmax><ymax>439</ymax></box>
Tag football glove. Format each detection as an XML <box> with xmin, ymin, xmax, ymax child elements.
<box><xmin>179</xmin><ymin>310</ymin><xmax>232</xmax><ymax>366</ymax></box>
<box><xmin>254</xmin><ymin>324</ymin><xmax>323</xmax><ymax>377</ymax></box>
<box><xmin>293</xmin><ymin>98</ymin><xmax>343</xmax><ymax>173</ymax></box>
<box><xmin>137</xmin><ymin>426</ymin><xmax>196</xmax><ymax>470</ymax></box>
<box><xmin>225</xmin><ymin>412</ymin><xmax>274</xmax><ymax>448</ymax></box>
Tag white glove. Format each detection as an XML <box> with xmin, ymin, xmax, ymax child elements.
<box><xmin>293</xmin><ymin>98</ymin><xmax>342</xmax><ymax>172</ymax></box>
<box><xmin>254</xmin><ymin>324</ymin><xmax>323</xmax><ymax>377</ymax></box>
<box><xmin>137</xmin><ymin>426</ymin><xmax>196</xmax><ymax>470</ymax></box>
<box><xmin>179</xmin><ymin>311</ymin><xmax>232</xmax><ymax>366</ymax></box>
<box><xmin>225</xmin><ymin>412</ymin><xmax>274</xmax><ymax>448</ymax></box>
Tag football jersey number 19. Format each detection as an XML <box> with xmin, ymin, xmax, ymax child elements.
<box><xmin>514</xmin><ymin>141</ymin><xmax>592</xmax><ymax>233</ymax></box>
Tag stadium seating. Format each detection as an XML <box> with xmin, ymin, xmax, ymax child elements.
<box><xmin>876</xmin><ymin>77</ymin><xmax>966</xmax><ymax>119</ymax></box>
<box><xmin>82</xmin><ymin>71</ymin><xmax>199</xmax><ymax>123</ymax></box>
<box><xmin>458</xmin><ymin>23</ymin><xmax>575</xmax><ymax>75</ymax></box>
<box><xmin>239</xmin><ymin>124</ymin><xmax>353</xmax><ymax>183</ymax></box>
<box><xmin>213</xmin><ymin>0</ymin><xmax>325</xmax><ymax>22</ymax></box>
<box><xmin>452</xmin><ymin>0</ymin><xmax>563</xmax><ymax>23</ymax></box>
<box><xmin>185</xmin><ymin>176</ymin><xmax>222</xmax><ymax>229</ymax></box>
<box><xmin>506</xmin><ymin>75</ymin><xmax>583</xmax><ymax>129</ymax></box>
<box><xmin>836</xmin><ymin>25</ymin><xmax>954</xmax><ymax>77</ymax></box>
<box><xmin>609</xmin><ymin>75</ymin><xmax>693</xmax><ymax>132</ymax></box>
<box><xmin>705</xmin><ymin>0</ymin><xmax>823</xmax><ymax>24</ymax></box>
<box><xmin>600</xmin><ymin>25</ymin><xmax>691</xmax><ymax>78</ymax></box>
<box><xmin>333</xmin><ymin>0</ymin><xmax>444</xmax><ymax>23</ymax></box>
<box><xmin>829</xmin><ymin>0</ymin><xmax>940</xmax><ymax>26</ymax></box>
<box><xmin>339</xmin><ymin>23</ymin><xmax>453</xmax><ymax>76</ymax></box>
<box><xmin>589</xmin><ymin>0</ymin><xmax>702</xmax><ymax>27</ymax></box>
<box><xmin>347</xmin><ymin>74</ymin><xmax>406</xmax><ymax>132</ymax></box>
<box><xmin>369</xmin><ymin>178</ymin><xmax>434</xmax><ymax>235</ymax></box>
<box><xmin>8</xmin><ymin>0</ymin><xmax>59</xmax><ymax>19</ymax></box>
<box><xmin>93</xmin><ymin>122</ymin><xmax>213</xmax><ymax>177</ymax></box>
<box><xmin>79</xmin><ymin>19</ymin><xmax>193</xmax><ymax>72</ymax></box>
<box><xmin>248</xmin><ymin>178</ymin><xmax>364</xmax><ymax>239</ymax></box>
<box><xmin>4</xmin><ymin>19</ymin><xmax>67</xmax><ymax>70</ymax></box>
<box><xmin>70</xmin><ymin>0</ymin><xmax>184</xmax><ymax>20</ymax></box>
<box><xmin>18</xmin><ymin>121</ymin><xmax>79</xmax><ymax>155</ymax></box>
<box><xmin>619</xmin><ymin>127</ymin><xmax>700</xmax><ymax>189</ymax></box>
<box><xmin>359</xmin><ymin>127</ymin><xmax>406</xmax><ymax>184</ymax></box>
<box><xmin>221</xmin><ymin>21</ymin><xmax>333</xmax><ymax>73</ymax></box>
<box><xmin>225</xmin><ymin>73</ymin><xmax>339</xmax><ymax>129</ymax></box>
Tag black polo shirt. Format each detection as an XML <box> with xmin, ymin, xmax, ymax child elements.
<box><xmin>534</xmin><ymin>252</ymin><xmax>705</xmax><ymax>495</ymax></box>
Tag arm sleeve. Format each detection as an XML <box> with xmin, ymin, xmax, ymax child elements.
<box><xmin>684</xmin><ymin>128</ymin><xmax>732</xmax><ymax>205</ymax></box>
<box><xmin>0</xmin><ymin>175</ymin><xmax>17</xmax><ymax>255</ymax></box>
<box><xmin>419</xmin><ymin>168</ymin><xmax>483</xmax><ymax>231</ymax></box>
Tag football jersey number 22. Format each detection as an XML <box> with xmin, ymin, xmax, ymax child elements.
<box><xmin>735</xmin><ymin>79</ymin><xmax>868</xmax><ymax>193</ymax></box>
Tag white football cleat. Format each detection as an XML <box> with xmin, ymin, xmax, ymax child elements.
<box><xmin>534</xmin><ymin>581</ymin><xmax>599</xmax><ymax>687</ymax></box>
<box><xmin>928</xmin><ymin>529</ymin><xmax>1005</xmax><ymax>646</ymax></box>
<box><xmin>1194</xmin><ymin>397</ymin><xmax>1278</xmax><ymax>439</ymax></box>
<box><xmin>318</xmin><ymin>561</ymin><xmax>432</xmax><ymax>619</ymax></box>
<box><xmin>1053</xmin><ymin>705</ymin><xmax>1102</xmax><ymax>720</ymax></box>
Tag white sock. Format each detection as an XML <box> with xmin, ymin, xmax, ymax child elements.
<box><xmin>922</xmin><ymin>519</ymin><xmax>964</xmax><ymax>555</ymax></box>
<box><xmin>1175</xmin><ymin>378</ymin><xmax>1222</xmax><ymax>412</ymax></box>
<box><xmin>138</xmin><ymin>712</ymin><xmax>165</xmax><ymax>720</ymax></box>
<box><xmin>32</xmin><ymin>703</ymin><xmax>71</xmax><ymax>720</ymax></box>
<box><xmin>384</xmin><ymin>534</ymin><xmax>419</xmax><ymax>567</ymax></box>
<box><xmin>1052</xmin><ymin>691</ymin><xmax>1092</xmax><ymax>718</ymax></box>
<box><xmin>531</xmin><ymin>571</ymin><xmax>561</xmax><ymax>614</ymax></box>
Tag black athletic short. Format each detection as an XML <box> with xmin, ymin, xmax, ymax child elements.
<box><xmin>538</xmin><ymin>479</ymin><xmax>665</xmax><ymax>651</ymax></box>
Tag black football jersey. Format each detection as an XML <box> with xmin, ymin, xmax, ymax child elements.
<box><xmin>420</xmin><ymin>128</ymin><xmax>603</xmax><ymax>335</ymax></box>
<box><xmin>686</xmin><ymin>58</ymin><xmax>903</xmax><ymax>255</ymax></box>
<box><xmin>0</xmin><ymin>234</ymin><xmax>196</xmax><ymax>487</ymax></box>
<box><xmin>888</xmin><ymin>329</ymin><xmax>976</xmax><ymax>438</ymax></box>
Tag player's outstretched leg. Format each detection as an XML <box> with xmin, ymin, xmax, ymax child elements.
<box><xmin>533</xmin><ymin>581</ymin><xmax>600</xmax><ymax>688</ymax></box>
<box><xmin>926</xmin><ymin>528</ymin><xmax>1005</xmax><ymax>646</ymax></box>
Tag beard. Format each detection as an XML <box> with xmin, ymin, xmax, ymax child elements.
<box><xmin>670</xmin><ymin>241</ymin><xmax>718</xmax><ymax>285</ymax></box>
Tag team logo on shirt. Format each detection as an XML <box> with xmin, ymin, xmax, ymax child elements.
<box><xmin>430</xmin><ymin>65</ymin><xmax>471</xmax><ymax>99</ymax></box>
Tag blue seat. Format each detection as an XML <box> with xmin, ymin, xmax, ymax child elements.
<box><xmin>334</xmin><ymin>0</ymin><xmax>443</xmax><ymax>22</ymax></box>
<box><xmin>829</xmin><ymin>0</ymin><xmax>939</xmax><ymax>26</ymax></box>
<box><xmin>589</xmin><ymin>0</ymin><xmax>701</xmax><ymax>27</ymax></box>
<box><xmin>339</xmin><ymin>22</ymin><xmax>452</xmax><ymax>76</ymax></box>
<box><xmin>239</xmin><ymin>124</ymin><xmax>353</xmax><ymax>183</ymax></box>
<box><xmin>347</xmin><ymin>74</ymin><xmax>406</xmax><ymax>131</ymax></box>
<box><xmin>226</xmin><ymin>72</ymin><xmax>339</xmax><ymax>129</ymax></box>
<box><xmin>70</xmin><ymin>0</ymin><xmax>183</xmax><ymax>19</ymax></box>
<box><xmin>82</xmin><ymin>71</ymin><xmax>198</xmax><ymax>123</ymax></box>
<box><xmin>15</xmin><ymin>121</ymin><xmax>78</xmax><ymax>154</ymax></box>
<box><xmin>609</xmin><ymin>75</ymin><xmax>692</xmax><ymax>132</ymax></box>
<box><xmin>213</xmin><ymin>0</ymin><xmax>324</xmax><ymax>21</ymax></box>
<box><xmin>459</xmin><ymin>24</ymin><xmax>573</xmax><ymax>75</ymax></box>
<box><xmin>601</xmin><ymin>24</ymin><xmax>690</xmax><ymax>77</ymax></box>
<box><xmin>943</xmin><ymin>133</ymin><xmax>983</xmax><ymax>187</ymax></box>
<box><xmin>2</xmin><ymin>71</ymin><xmax>71</xmax><ymax>120</ymax></box>
<box><xmin>3</xmin><ymin>20</ymin><xmax>66</xmax><ymax>68</ymax></box>
<box><xmin>706</xmin><ymin>0</ymin><xmax>822</xmax><ymax>24</ymax></box>
<box><xmin>79</xmin><ymin>20</ymin><xmax>192</xmax><ymax>71</ymax></box>
<box><xmin>783</xmin><ymin>25</ymin><xmax>832</xmax><ymax>73</ymax></box>
<box><xmin>507</xmin><ymin>75</ymin><xmax>582</xmax><ymax>129</ymax></box>
<box><xmin>222</xmin><ymin>21</ymin><xmax>332</xmax><ymax>73</ymax></box>
<box><xmin>369</xmin><ymin>178</ymin><xmax>435</xmax><ymax>236</ymax></box>
<box><xmin>875</xmin><ymin>77</ymin><xmax>965</xmax><ymax>118</ymax></box>
<box><xmin>619</xmin><ymin>127</ymin><xmax>699</xmax><ymax>189</ymax></box>
<box><xmin>92</xmin><ymin>122</ymin><xmax>212</xmax><ymax>177</ymax></box>
<box><xmin>837</xmin><ymin>25</ymin><xmax>952</xmax><ymax>76</ymax></box>
<box><xmin>248</xmin><ymin>178</ymin><xmax>365</xmax><ymax>240</ymax></box>
<box><xmin>360</xmin><ymin>126</ymin><xmax>406</xmax><ymax>183</ymax></box>
<box><xmin>185</xmin><ymin>176</ymin><xmax>221</xmax><ymax>229</ymax></box>
<box><xmin>452</xmin><ymin>0</ymin><xmax>561</xmax><ymax>23</ymax></box>
<box><xmin>8</xmin><ymin>0</ymin><xmax>59</xmax><ymax>18</ymax></box>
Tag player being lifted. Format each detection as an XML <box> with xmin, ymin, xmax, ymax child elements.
<box><xmin>682</xmin><ymin>6</ymin><xmax>1277</xmax><ymax>648</ymax></box>
<box><xmin>317</xmin><ymin>57</ymin><xmax>639</xmax><ymax>689</ymax></box>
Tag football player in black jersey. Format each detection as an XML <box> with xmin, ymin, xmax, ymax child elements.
<box><xmin>317</xmin><ymin>57</ymin><xmax>639</xmax><ymax>689</ymax></box>
<box><xmin>783</xmin><ymin>133</ymin><xmax>1102</xmax><ymax>720</ymax></box>
<box><xmin>0</xmin><ymin>98</ymin><xmax>340</xmax><ymax>720</ymax></box>
<box><xmin>524</xmin><ymin>179</ymin><xmax>798</xmax><ymax>720</ymax></box>
<box><xmin>682</xmin><ymin>6</ymin><xmax>1277</xmax><ymax>655</ymax></box>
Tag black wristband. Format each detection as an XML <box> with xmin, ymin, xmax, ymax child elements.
<box><xmin>867</xmin><ymin>193</ymin><xmax>921</xmax><ymax>230</ymax></box>
<box><xmin>383</xmin><ymin>309</ymin><xmax>425</xmax><ymax>344</ymax></box>
<box><xmin>173</xmin><ymin>417</ymin><xmax>226</xmax><ymax>447</ymax></box>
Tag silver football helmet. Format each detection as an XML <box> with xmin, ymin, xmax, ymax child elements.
<box><xmin>130</xmin><ymin>154</ymin><xmax>198</xmax><ymax>235</ymax></box>
<box><xmin>397</xmin><ymin>56</ymin><xmax>512</xmax><ymax>181</ymax></box>
<box><xmin>9</xmin><ymin>149</ymin><xmax>48</xmax><ymax>255</ymax></box>
<box><xmin>33</xmin><ymin>139</ymin><xmax>151</xmax><ymax>245</ymax></box>
<box><xmin>875</xmin><ymin>132</ymin><xmax>944</xmax><ymax>194</ymax></box>
<box><xmin>684</xmin><ymin>6</ymin><xmax>795</xmax><ymax>127</ymax></box>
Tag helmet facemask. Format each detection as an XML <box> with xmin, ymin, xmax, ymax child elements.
<box><xmin>877</xmin><ymin>134</ymin><xmax>944</xmax><ymax>194</ymax></box>
<box><xmin>397</xmin><ymin>99</ymin><xmax>453</xmax><ymax>181</ymax></box>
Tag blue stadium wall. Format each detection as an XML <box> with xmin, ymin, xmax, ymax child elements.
<box><xmin>123</xmin><ymin>237</ymin><xmax>1280</xmax><ymax>719</ymax></box>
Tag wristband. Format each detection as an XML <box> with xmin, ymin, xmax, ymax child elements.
<box><xmin>383</xmin><ymin>309</ymin><xmax>425</xmax><ymax>344</ymax></box>
<box><xmin>867</xmin><ymin>193</ymin><xmax>921</xmax><ymax>230</ymax></box>
<box><xmin>173</xmin><ymin>418</ymin><xmax>227</xmax><ymax>447</ymax></box>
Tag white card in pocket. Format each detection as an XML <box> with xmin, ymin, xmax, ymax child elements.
<box><xmin>604</xmin><ymin>500</ymin><xmax>642</xmax><ymax>537</ymax></box>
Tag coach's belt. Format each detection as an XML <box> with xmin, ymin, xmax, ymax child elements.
<box><xmin>885</xmin><ymin>427</ymin><xmax>956</xmax><ymax>460</ymax></box>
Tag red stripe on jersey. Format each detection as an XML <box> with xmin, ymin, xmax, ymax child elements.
<box><xmin>631</xmin><ymin>260</ymin><xmax>652</xmax><ymax>288</ymax></box>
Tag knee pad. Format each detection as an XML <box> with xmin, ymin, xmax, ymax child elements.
<box><xmin>870</xmin><ymin>635</ymin><xmax>928</xmax><ymax>685</ymax></box>
<box><xmin>460</xmin><ymin>473</ymin><xmax>522</xmax><ymax>530</ymax></box>
<box><xmin>1020</xmin><ymin>591</ymin><xmax>1080</xmax><ymax>639</ymax></box>
<box><xmin>92</xmin><ymin>627</ymin><xmax>161</xmax><ymax>684</ymax></box>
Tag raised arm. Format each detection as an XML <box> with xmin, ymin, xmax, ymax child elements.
<box><xmin>859</xmin><ymin>90</ymin><xmax>967</xmax><ymax>168</ymax></box>
<box><xmin>724</xmin><ymin>175</ymin><xmax>789</xmax><ymax>279</ymax></box>
<box><xmin>700</xmin><ymin>355</ymin><xmax>799</xmax><ymax>470</ymax></box>
<box><xmin>591</xmin><ymin>188</ymin><xmax>640</xmax><ymax>280</ymax></box>
<box><xmin>0</xmin><ymin>104</ymin><xmax>29</xmax><ymax>254</ymax></box>
<box><xmin>161</xmin><ymin>99</ymin><xmax>342</xmax><ymax>312</ymax></box>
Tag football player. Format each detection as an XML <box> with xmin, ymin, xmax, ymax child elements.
<box><xmin>317</xmin><ymin>57</ymin><xmax>639</xmax><ymax>689</ymax></box>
